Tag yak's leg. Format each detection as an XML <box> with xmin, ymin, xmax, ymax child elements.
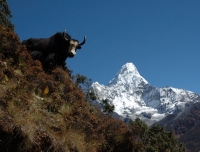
<box><xmin>43</xmin><ymin>53</ymin><xmax>57</xmax><ymax>71</ymax></box>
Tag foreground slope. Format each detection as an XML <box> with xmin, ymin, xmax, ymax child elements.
<box><xmin>0</xmin><ymin>25</ymin><xmax>130</xmax><ymax>152</ymax></box>
<box><xmin>91</xmin><ymin>63</ymin><xmax>200</xmax><ymax>126</ymax></box>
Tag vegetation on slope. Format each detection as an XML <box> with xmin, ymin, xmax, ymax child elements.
<box><xmin>0</xmin><ymin>0</ymin><xmax>14</xmax><ymax>30</ymax></box>
<box><xmin>157</xmin><ymin>102</ymin><xmax>200</xmax><ymax>152</ymax></box>
<box><xmin>0</xmin><ymin>25</ymin><xmax>129</xmax><ymax>151</ymax></box>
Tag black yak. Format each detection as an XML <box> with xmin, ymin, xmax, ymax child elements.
<box><xmin>22</xmin><ymin>30</ymin><xmax>86</xmax><ymax>70</ymax></box>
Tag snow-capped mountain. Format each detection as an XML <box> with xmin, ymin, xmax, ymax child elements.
<box><xmin>91</xmin><ymin>63</ymin><xmax>200</xmax><ymax>125</ymax></box>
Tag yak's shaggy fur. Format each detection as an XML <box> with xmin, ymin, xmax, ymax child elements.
<box><xmin>22</xmin><ymin>31</ymin><xmax>86</xmax><ymax>70</ymax></box>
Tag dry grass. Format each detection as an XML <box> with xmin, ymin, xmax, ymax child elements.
<box><xmin>0</xmin><ymin>25</ymin><xmax>112</xmax><ymax>151</ymax></box>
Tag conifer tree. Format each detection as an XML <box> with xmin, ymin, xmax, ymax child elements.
<box><xmin>129</xmin><ymin>118</ymin><xmax>187</xmax><ymax>152</ymax></box>
<box><xmin>0</xmin><ymin>0</ymin><xmax>14</xmax><ymax>30</ymax></box>
<box><xmin>75</xmin><ymin>74</ymin><xmax>98</xmax><ymax>102</ymax></box>
<box><xmin>102</xmin><ymin>99</ymin><xmax>115</xmax><ymax>114</ymax></box>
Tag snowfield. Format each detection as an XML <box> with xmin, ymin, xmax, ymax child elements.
<box><xmin>91</xmin><ymin>63</ymin><xmax>200</xmax><ymax>125</ymax></box>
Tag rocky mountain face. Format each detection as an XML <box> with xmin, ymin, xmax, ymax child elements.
<box><xmin>91</xmin><ymin>63</ymin><xmax>200</xmax><ymax>126</ymax></box>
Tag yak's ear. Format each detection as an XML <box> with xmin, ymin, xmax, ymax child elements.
<box><xmin>77</xmin><ymin>46</ymin><xmax>81</xmax><ymax>49</ymax></box>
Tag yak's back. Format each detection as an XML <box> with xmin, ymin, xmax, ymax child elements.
<box><xmin>22</xmin><ymin>38</ymin><xmax>50</xmax><ymax>51</ymax></box>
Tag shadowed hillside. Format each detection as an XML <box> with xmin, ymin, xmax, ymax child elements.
<box><xmin>156</xmin><ymin>102</ymin><xmax>200</xmax><ymax>152</ymax></box>
<box><xmin>0</xmin><ymin>25</ymin><xmax>132</xmax><ymax>151</ymax></box>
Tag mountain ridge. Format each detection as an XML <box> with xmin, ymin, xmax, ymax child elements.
<box><xmin>91</xmin><ymin>63</ymin><xmax>200</xmax><ymax>125</ymax></box>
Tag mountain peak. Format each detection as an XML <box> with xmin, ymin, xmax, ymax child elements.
<box><xmin>91</xmin><ymin>62</ymin><xmax>200</xmax><ymax>126</ymax></box>
<box><xmin>108</xmin><ymin>63</ymin><xmax>148</xmax><ymax>87</ymax></box>
<box><xmin>120</xmin><ymin>63</ymin><xmax>139</xmax><ymax>75</ymax></box>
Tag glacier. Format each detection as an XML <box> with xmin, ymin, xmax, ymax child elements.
<box><xmin>91</xmin><ymin>63</ymin><xmax>200</xmax><ymax>125</ymax></box>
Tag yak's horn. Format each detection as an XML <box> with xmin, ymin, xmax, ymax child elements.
<box><xmin>79</xmin><ymin>36</ymin><xmax>86</xmax><ymax>46</ymax></box>
<box><xmin>63</xmin><ymin>29</ymin><xmax>69</xmax><ymax>41</ymax></box>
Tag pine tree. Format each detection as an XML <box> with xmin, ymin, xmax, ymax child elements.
<box><xmin>0</xmin><ymin>0</ymin><xmax>14</xmax><ymax>30</ymax></box>
<box><xmin>129</xmin><ymin>118</ymin><xmax>148</xmax><ymax>151</ymax></box>
<box><xmin>128</xmin><ymin>118</ymin><xmax>187</xmax><ymax>152</ymax></box>
<box><xmin>102</xmin><ymin>99</ymin><xmax>115</xmax><ymax>114</ymax></box>
<box><xmin>75</xmin><ymin>74</ymin><xmax>98</xmax><ymax>102</ymax></box>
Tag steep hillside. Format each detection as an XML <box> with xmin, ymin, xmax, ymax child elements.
<box><xmin>0</xmin><ymin>25</ymin><xmax>130</xmax><ymax>152</ymax></box>
<box><xmin>157</xmin><ymin>102</ymin><xmax>200</xmax><ymax>152</ymax></box>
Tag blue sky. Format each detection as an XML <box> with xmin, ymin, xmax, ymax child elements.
<box><xmin>8</xmin><ymin>0</ymin><xmax>200</xmax><ymax>94</ymax></box>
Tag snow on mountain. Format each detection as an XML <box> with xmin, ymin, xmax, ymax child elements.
<box><xmin>91</xmin><ymin>63</ymin><xmax>200</xmax><ymax>125</ymax></box>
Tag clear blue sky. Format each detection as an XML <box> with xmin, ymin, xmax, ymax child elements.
<box><xmin>8</xmin><ymin>0</ymin><xmax>200</xmax><ymax>94</ymax></box>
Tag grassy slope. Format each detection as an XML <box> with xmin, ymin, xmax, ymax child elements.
<box><xmin>0</xmin><ymin>26</ymin><xmax>131</xmax><ymax>152</ymax></box>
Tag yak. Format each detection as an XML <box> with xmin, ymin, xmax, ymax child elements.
<box><xmin>22</xmin><ymin>30</ymin><xmax>86</xmax><ymax>70</ymax></box>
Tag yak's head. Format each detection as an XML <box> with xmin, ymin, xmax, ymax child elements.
<box><xmin>62</xmin><ymin>30</ymin><xmax>86</xmax><ymax>58</ymax></box>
